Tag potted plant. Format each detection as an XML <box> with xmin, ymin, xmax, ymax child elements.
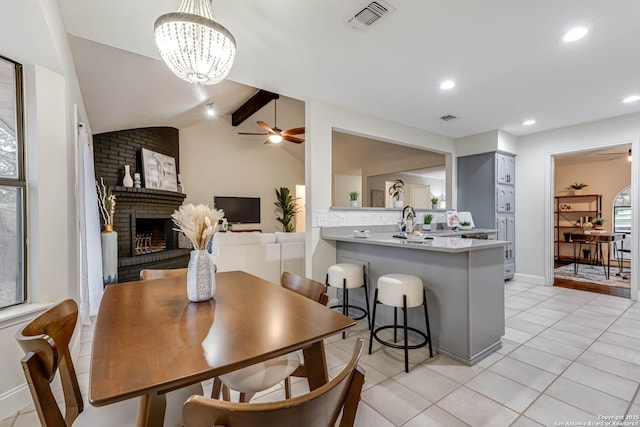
<box><xmin>348</xmin><ymin>191</ymin><xmax>359</xmax><ymax>208</ymax></box>
<box><xmin>423</xmin><ymin>214</ymin><xmax>434</xmax><ymax>231</ymax></box>
<box><xmin>593</xmin><ymin>217</ymin><xmax>606</xmax><ymax>230</ymax></box>
<box><xmin>274</xmin><ymin>187</ymin><xmax>299</xmax><ymax>232</ymax></box>
<box><xmin>459</xmin><ymin>220</ymin><xmax>472</xmax><ymax>230</ymax></box>
<box><xmin>388</xmin><ymin>180</ymin><xmax>405</xmax><ymax>208</ymax></box>
<box><xmin>567</xmin><ymin>182</ymin><xmax>588</xmax><ymax>196</ymax></box>
<box><xmin>563</xmin><ymin>231</ymin><xmax>572</xmax><ymax>243</ymax></box>
<box><xmin>430</xmin><ymin>197</ymin><xmax>439</xmax><ymax>209</ymax></box>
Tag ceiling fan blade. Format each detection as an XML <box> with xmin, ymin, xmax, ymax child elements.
<box><xmin>283</xmin><ymin>135</ymin><xmax>305</xmax><ymax>144</ymax></box>
<box><xmin>238</xmin><ymin>132</ymin><xmax>268</xmax><ymax>135</ymax></box>
<box><xmin>257</xmin><ymin>121</ymin><xmax>275</xmax><ymax>133</ymax></box>
<box><xmin>282</xmin><ymin>127</ymin><xmax>305</xmax><ymax>136</ymax></box>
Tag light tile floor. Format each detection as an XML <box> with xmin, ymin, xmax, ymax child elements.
<box><xmin>4</xmin><ymin>279</ymin><xmax>640</xmax><ymax>426</ymax></box>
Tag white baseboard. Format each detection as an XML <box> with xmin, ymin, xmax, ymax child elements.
<box><xmin>0</xmin><ymin>383</ymin><xmax>32</xmax><ymax>421</ymax></box>
<box><xmin>513</xmin><ymin>273</ymin><xmax>546</xmax><ymax>286</ymax></box>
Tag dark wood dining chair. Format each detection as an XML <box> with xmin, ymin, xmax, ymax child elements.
<box><xmin>184</xmin><ymin>339</ymin><xmax>365</xmax><ymax>427</ymax></box>
<box><xmin>212</xmin><ymin>272</ymin><xmax>330</xmax><ymax>402</ymax></box>
<box><xmin>16</xmin><ymin>299</ymin><xmax>200</xmax><ymax>427</ymax></box>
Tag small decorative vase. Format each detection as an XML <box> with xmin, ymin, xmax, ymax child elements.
<box><xmin>350</xmin><ymin>200</ymin><xmax>358</xmax><ymax>207</ymax></box>
<box><xmin>393</xmin><ymin>200</ymin><xmax>403</xmax><ymax>208</ymax></box>
<box><xmin>423</xmin><ymin>223</ymin><xmax>431</xmax><ymax>231</ymax></box>
<box><xmin>133</xmin><ymin>173</ymin><xmax>141</xmax><ymax>188</ymax></box>
<box><xmin>101</xmin><ymin>224</ymin><xmax>118</xmax><ymax>286</ymax></box>
<box><xmin>187</xmin><ymin>250</ymin><xmax>216</xmax><ymax>302</ymax></box>
<box><xmin>123</xmin><ymin>165</ymin><xmax>134</xmax><ymax>188</ymax></box>
<box><xmin>432</xmin><ymin>203</ymin><xmax>438</xmax><ymax>209</ymax></box>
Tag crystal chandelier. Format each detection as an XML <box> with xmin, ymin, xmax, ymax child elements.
<box><xmin>154</xmin><ymin>0</ymin><xmax>236</xmax><ymax>85</ymax></box>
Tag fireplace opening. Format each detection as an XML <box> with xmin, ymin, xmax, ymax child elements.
<box><xmin>134</xmin><ymin>218</ymin><xmax>177</xmax><ymax>255</ymax></box>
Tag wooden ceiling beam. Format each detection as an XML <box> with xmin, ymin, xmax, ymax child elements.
<box><xmin>231</xmin><ymin>90</ymin><xmax>279</xmax><ymax>127</ymax></box>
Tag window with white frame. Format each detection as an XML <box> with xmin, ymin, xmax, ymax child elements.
<box><xmin>613</xmin><ymin>185</ymin><xmax>631</xmax><ymax>234</ymax></box>
<box><xmin>0</xmin><ymin>55</ymin><xmax>26</xmax><ymax>309</ymax></box>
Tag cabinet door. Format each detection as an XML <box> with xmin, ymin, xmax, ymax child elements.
<box><xmin>497</xmin><ymin>153</ymin><xmax>515</xmax><ymax>185</ymax></box>
<box><xmin>496</xmin><ymin>216</ymin><xmax>508</xmax><ymax>261</ymax></box>
<box><xmin>506</xmin><ymin>156</ymin><xmax>515</xmax><ymax>185</ymax></box>
<box><xmin>497</xmin><ymin>188</ymin><xmax>506</xmax><ymax>212</ymax></box>
<box><xmin>505</xmin><ymin>188</ymin><xmax>515</xmax><ymax>212</ymax></box>
<box><xmin>497</xmin><ymin>154</ymin><xmax>508</xmax><ymax>184</ymax></box>
<box><xmin>506</xmin><ymin>216</ymin><xmax>515</xmax><ymax>262</ymax></box>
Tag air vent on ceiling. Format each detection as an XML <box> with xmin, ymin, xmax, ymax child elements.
<box><xmin>440</xmin><ymin>114</ymin><xmax>458</xmax><ymax>121</ymax></box>
<box><xmin>345</xmin><ymin>1</ymin><xmax>396</xmax><ymax>33</ymax></box>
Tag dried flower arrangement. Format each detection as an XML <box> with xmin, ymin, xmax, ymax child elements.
<box><xmin>171</xmin><ymin>203</ymin><xmax>225</xmax><ymax>250</ymax></box>
<box><xmin>96</xmin><ymin>178</ymin><xmax>116</xmax><ymax>225</ymax></box>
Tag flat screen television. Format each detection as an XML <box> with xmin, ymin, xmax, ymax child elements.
<box><xmin>214</xmin><ymin>196</ymin><xmax>261</xmax><ymax>224</ymax></box>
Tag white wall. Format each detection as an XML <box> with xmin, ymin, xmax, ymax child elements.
<box><xmin>179</xmin><ymin>116</ymin><xmax>305</xmax><ymax>233</ymax></box>
<box><xmin>0</xmin><ymin>0</ymin><xmax>89</xmax><ymax>417</ymax></box>
<box><xmin>305</xmin><ymin>99</ymin><xmax>456</xmax><ymax>282</ymax></box>
<box><xmin>516</xmin><ymin>112</ymin><xmax>640</xmax><ymax>299</ymax></box>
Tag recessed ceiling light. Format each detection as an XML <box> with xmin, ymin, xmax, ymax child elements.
<box><xmin>440</xmin><ymin>80</ymin><xmax>455</xmax><ymax>90</ymax></box>
<box><xmin>622</xmin><ymin>95</ymin><xmax>640</xmax><ymax>104</ymax></box>
<box><xmin>206</xmin><ymin>103</ymin><xmax>216</xmax><ymax>117</ymax></box>
<box><xmin>522</xmin><ymin>119</ymin><xmax>536</xmax><ymax>126</ymax></box>
<box><xmin>562</xmin><ymin>27</ymin><xmax>589</xmax><ymax>43</ymax></box>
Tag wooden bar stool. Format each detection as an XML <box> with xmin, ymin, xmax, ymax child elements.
<box><xmin>368</xmin><ymin>274</ymin><xmax>433</xmax><ymax>373</ymax></box>
<box><xmin>326</xmin><ymin>263</ymin><xmax>371</xmax><ymax>339</ymax></box>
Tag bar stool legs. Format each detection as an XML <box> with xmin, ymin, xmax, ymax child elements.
<box><xmin>368</xmin><ymin>274</ymin><xmax>433</xmax><ymax>373</ymax></box>
<box><xmin>325</xmin><ymin>264</ymin><xmax>371</xmax><ymax>339</ymax></box>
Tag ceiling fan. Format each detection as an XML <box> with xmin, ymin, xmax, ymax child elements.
<box><xmin>238</xmin><ymin>100</ymin><xmax>305</xmax><ymax>144</ymax></box>
<box><xmin>594</xmin><ymin>148</ymin><xmax>632</xmax><ymax>161</ymax></box>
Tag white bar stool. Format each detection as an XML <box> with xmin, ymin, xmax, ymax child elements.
<box><xmin>369</xmin><ymin>273</ymin><xmax>433</xmax><ymax>373</ymax></box>
<box><xmin>326</xmin><ymin>263</ymin><xmax>371</xmax><ymax>339</ymax></box>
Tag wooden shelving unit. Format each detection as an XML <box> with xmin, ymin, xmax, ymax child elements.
<box><xmin>554</xmin><ymin>194</ymin><xmax>602</xmax><ymax>262</ymax></box>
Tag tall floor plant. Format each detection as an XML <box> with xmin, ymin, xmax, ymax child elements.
<box><xmin>274</xmin><ymin>187</ymin><xmax>299</xmax><ymax>232</ymax></box>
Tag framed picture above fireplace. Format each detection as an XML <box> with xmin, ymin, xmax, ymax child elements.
<box><xmin>141</xmin><ymin>148</ymin><xmax>178</xmax><ymax>191</ymax></box>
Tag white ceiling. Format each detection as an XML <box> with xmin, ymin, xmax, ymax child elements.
<box><xmin>58</xmin><ymin>0</ymin><xmax>640</xmax><ymax>138</ymax></box>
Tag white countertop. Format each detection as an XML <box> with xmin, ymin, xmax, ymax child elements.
<box><xmin>322</xmin><ymin>230</ymin><xmax>507</xmax><ymax>254</ymax></box>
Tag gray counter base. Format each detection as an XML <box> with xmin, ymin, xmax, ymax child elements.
<box><xmin>335</xmin><ymin>240</ymin><xmax>505</xmax><ymax>366</ymax></box>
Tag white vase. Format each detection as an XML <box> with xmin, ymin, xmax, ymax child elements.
<box><xmin>101</xmin><ymin>225</ymin><xmax>118</xmax><ymax>286</ymax></box>
<box><xmin>350</xmin><ymin>200</ymin><xmax>358</xmax><ymax>207</ymax></box>
<box><xmin>187</xmin><ymin>250</ymin><xmax>216</xmax><ymax>302</ymax></box>
<box><xmin>393</xmin><ymin>200</ymin><xmax>403</xmax><ymax>208</ymax></box>
<box><xmin>123</xmin><ymin>165</ymin><xmax>134</xmax><ymax>188</ymax></box>
<box><xmin>423</xmin><ymin>224</ymin><xmax>431</xmax><ymax>231</ymax></box>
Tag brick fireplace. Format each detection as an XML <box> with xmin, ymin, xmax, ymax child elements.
<box><xmin>93</xmin><ymin>127</ymin><xmax>190</xmax><ymax>282</ymax></box>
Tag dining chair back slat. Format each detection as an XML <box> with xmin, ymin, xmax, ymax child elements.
<box><xmin>16</xmin><ymin>299</ymin><xmax>83</xmax><ymax>427</ymax></box>
<box><xmin>184</xmin><ymin>339</ymin><xmax>365</xmax><ymax>427</ymax></box>
<box><xmin>281</xmin><ymin>271</ymin><xmax>328</xmax><ymax>306</ymax></box>
<box><xmin>140</xmin><ymin>268</ymin><xmax>188</xmax><ymax>281</ymax></box>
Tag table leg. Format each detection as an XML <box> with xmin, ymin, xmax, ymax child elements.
<box><xmin>303</xmin><ymin>341</ymin><xmax>329</xmax><ymax>391</ymax></box>
<box><xmin>573</xmin><ymin>241</ymin><xmax>578</xmax><ymax>274</ymax></box>
<box><xmin>606</xmin><ymin>242</ymin><xmax>611</xmax><ymax>280</ymax></box>
<box><xmin>136</xmin><ymin>392</ymin><xmax>166</xmax><ymax>427</ymax></box>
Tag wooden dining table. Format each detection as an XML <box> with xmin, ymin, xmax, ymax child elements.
<box><xmin>89</xmin><ymin>270</ymin><xmax>355</xmax><ymax>427</ymax></box>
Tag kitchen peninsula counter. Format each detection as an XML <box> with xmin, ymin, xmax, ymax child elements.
<box><xmin>322</xmin><ymin>226</ymin><xmax>507</xmax><ymax>365</ymax></box>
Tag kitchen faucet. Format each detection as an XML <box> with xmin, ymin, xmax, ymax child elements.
<box><xmin>403</xmin><ymin>205</ymin><xmax>415</xmax><ymax>220</ymax></box>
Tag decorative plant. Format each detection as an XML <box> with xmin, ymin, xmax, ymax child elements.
<box><xmin>567</xmin><ymin>182</ymin><xmax>588</xmax><ymax>190</ymax></box>
<box><xmin>96</xmin><ymin>177</ymin><xmax>116</xmax><ymax>226</ymax></box>
<box><xmin>430</xmin><ymin>197</ymin><xmax>439</xmax><ymax>205</ymax></box>
<box><xmin>349</xmin><ymin>191</ymin><xmax>359</xmax><ymax>201</ymax></box>
<box><xmin>459</xmin><ymin>221</ymin><xmax>472</xmax><ymax>226</ymax></box>
<box><xmin>563</xmin><ymin>231</ymin><xmax>572</xmax><ymax>242</ymax></box>
<box><xmin>593</xmin><ymin>217</ymin><xmax>606</xmax><ymax>226</ymax></box>
<box><xmin>275</xmin><ymin>187</ymin><xmax>299</xmax><ymax>232</ymax></box>
<box><xmin>423</xmin><ymin>214</ymin><xmax>433</xmax><ymax>225</ymax></box>
<box><xmin>171</xmin><ymin>203</ymin><xmax>224</xmax><ymax>250</ymax></box>
<box><xmin>388</xmin><ymin>180</ymin><xmax>405</xmax><ymax>201</ymax></box>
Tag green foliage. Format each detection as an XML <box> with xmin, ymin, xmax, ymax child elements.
<box><xmin>388</xmin><ymin>180</ymin><xmax>405</xmax><ymax>200</ymax></box>
<box><xmin>593</xmin><ymin>217</ymin><xmax>606</xmax><ymax>225</ymax></box>
<box><xmin>348</xmin><ymin>191</ymin><xmax>359</xmax><ymax>201</ymax></box>
<box><xmin>568</xmin><ymin>182</ymin><xmax>588</xmax><ymax>190</ymax></box>
<box><xmin>430</xmin><ymin>197</ymin><xmax>439</xmax><ymax>204</ymax></box>
<box><xmin>459</xmin><ymin>220</ymin><xmax>471</xmax><ymax>226</ymax></box>
<box><xmin>423</xmin><ymin>214</ymin><xmax>433</xmax><ymax>224</ymax></box>
<box><xmin>274</xmin><ymin>187</ymin><xmax>299</xmax><ymax>232</ymax></box>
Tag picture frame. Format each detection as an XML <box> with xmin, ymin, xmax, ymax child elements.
<box><xmin>141</xmin><ymin>148</ymin><xmax>178</xmax><ymax>191</ymax></box>
<box><xmin>371</xmin><ymin>189</ymin><xmax>385</xmax><ymax>207</ymax></box>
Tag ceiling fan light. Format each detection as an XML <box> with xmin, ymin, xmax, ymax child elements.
<box><xmin>154</xmin><ymin>0</ymin><xmax>236</xmax><ymax>85</ymax></box>
<box><xmin>206</xmin><ymin>103</ymin><xmax>215</xmax><ymax>117</ymax></box>
<box><xmin>268</xmin><ymin>134</ymin><xmax>283</xmax><ymax>144</ymax></box>
<box><xmin>629</xmin><ymin>149</ymin><xmax>633</xmax><ymax>162</ymax></box>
